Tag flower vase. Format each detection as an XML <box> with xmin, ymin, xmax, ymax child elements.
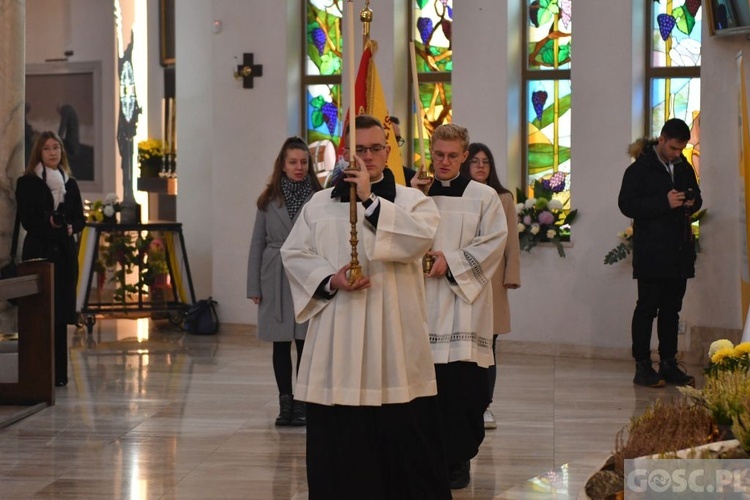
<box><xmin>153</xmin><ymin>273</ymin><xmax>169</xmax><ymax>288</ymax></box>
<box><xmin>139</xmin><ymin>160</ymin><xmax>162</xmax><ymax>178</ymax></box>
<box><xmin>150</xmin><ymin>278</ymin><xmax>171</xmax><ymax>320</ymax></box>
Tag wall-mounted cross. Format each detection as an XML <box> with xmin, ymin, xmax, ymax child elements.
<box><xmin>236</xmin><ymin>53</ymin><xmax>263</xmax><ymax>89</ymax></box>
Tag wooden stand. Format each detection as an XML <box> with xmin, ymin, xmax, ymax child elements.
<box><xmin>0</xmin><ymin>261</ymin><xmax>55</xmax><ymax>407</ymax></box>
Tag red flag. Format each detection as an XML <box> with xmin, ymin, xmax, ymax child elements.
<box><xmin>337</xmin><ymin>41</ymin><xmax>405</xmax><ymax>185</ymax></box>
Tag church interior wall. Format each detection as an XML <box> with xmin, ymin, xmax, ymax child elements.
<box><xmin>22</xmin><ymin>0</ymin><xmax>749</xmax><ymax>356</ymax></box>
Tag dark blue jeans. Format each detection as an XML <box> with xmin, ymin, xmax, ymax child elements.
<box><xmin>631</xmin><ymin>277</ymin><xmax>687</xmax><ymax>363</ymax></box>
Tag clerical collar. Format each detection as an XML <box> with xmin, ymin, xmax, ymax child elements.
<box><xmin>428</xmin><ymin>173</ymin><xmax>469</xmax><ymax>197</ymax></box>
<box><xmin>438</xmin><ymin>173</ymin><xmax>461</xmax><ymax>187</ymax></box>
<box><xmin>331</xmin><ymin>167</ymin><xmax>397</xmax><ymax>202</ymax></box>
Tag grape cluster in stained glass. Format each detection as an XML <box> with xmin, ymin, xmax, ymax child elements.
<box><xmin>305</xmin><ymin>1</ymin><xmax>343</xmax><ymax>145</ymax></box>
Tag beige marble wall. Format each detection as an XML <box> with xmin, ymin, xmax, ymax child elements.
<box><xmin>0</xmin><ymin>0</ymin><xmax>25</xmax><ymax>332</ymax></box>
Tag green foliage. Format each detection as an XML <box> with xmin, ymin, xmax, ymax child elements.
<box><xmin>98</xmin><ymin>232</ymin><xmax>170</xmax><ymax>304</ymax></box>
<box><xmin>702</xmin><ymin>370</ymin><xmax>750</xmax><ymax>426</ymax></box>
<box><xmin>604</xmin><ymin>242</ymin><xmax>632</xmax><ymax>265</ymax></box>
<box><xmin>733</xmin><ymin>401</ymin><xmax>750</xmax><ymax>454</ymax></box>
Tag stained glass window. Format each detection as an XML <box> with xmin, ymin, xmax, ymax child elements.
<box><xmin>648</xmin><ymin>0</ymin><xmax>701</xmax><ymax>175</ymax></box>
<box><xmin>527</xmin><ymin>0</ymin><xmax>572</xmax><ymax>71</ymax></box>
<box><xmin>523</xmin><ymin>0</ymin><xmax>572</xmax><ymax>210</ymax></box>
<box><xmin>304</xmin><ymin>0</ymin><xmax>343</xmax><ymax>145</ymax></box>
<box><xmin>412</xmin><ymin>0</ymin><xmax>453</xmax><ymax>168</ymax></box>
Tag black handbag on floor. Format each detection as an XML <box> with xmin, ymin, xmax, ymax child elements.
<box><xmin>183</xmin><ymin>297</ymin><xmax>219</xmax><ymax>335</ymax></box>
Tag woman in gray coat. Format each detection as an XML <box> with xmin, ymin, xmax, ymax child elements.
<box><xmin>247</xmin><ymin>137</ymin><xmax>322</xmax><ymax>426</ymax></box>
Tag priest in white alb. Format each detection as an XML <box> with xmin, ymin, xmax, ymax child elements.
<box><xmin>280</xmin><ymin>115</ymin><xmax>451</xmax><ymax>499</ymax></box>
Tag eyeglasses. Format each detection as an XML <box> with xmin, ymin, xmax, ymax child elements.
<box><xmin>432</xmin><ymin>151</ymin><xmax>462</xmax><ymax>163</ymax></box>
<box><xmin>396</xmin><ymin>136</ymin><xmax>405</xmax><ymax>147</ymax></box>
<box><xmin>470</xmin><ymin>158</ymin><xmax>491</xmax><ymax>166</ymax></box>
<box><xmin>352</xmin><ymin>144</ymin><xmax>387</xmax><ymax>155</ymax></box>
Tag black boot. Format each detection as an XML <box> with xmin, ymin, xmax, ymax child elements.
<box><xmin>633</xmin><ymin>360</ymin><xmax>665</xmax><ymax>388</ymax></box>
<box><xmin>659</xmin><ymin>358</ymin><xmax>695</xmax><ymax>386</ymax></box>
<box><xmin>449</xmin><ymin>461</ymin><xmax>471</xmax><ymax>489</ymax></box>
<box><xmin>290</xmin><ymin>399</ymin><xmax>306</xmax><ymax>426</ymax></box>
<box><xmin>275</xmin><ymin>394</ymin><xmax>293</xmax><ymax>426</ymax></box>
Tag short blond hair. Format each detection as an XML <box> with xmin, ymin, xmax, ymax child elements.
<box><xmin>430</xmin><ymin>123</ymin><xmax>470</xmax><ymax>152</ymax></box>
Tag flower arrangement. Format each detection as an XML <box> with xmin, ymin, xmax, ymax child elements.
<box><xmin>137</xmin><ymin>138</ymin><xmax>165</xmax><ymax>164</ymax></box>
<box><xmin>515</xmin><ymin>177</ymin><xmax>578</xmax><ymax>257</ymax></box>
<box><xmin>705</xmin><ymin>339</ymin><xmax>750</xmax><ymax>377</ymax></box>
<box><xmin>144</xmin><ymin>238</ymin><xmax>169</xmax><ymax>287</ymax></box>
<box><xmin>604</xmin><ymin>209</ymin><xmax>707</xmax><ymax>265</ymax></box>
<box><xmin>87</xmin><ymin>193</ymin><xmax>121</xmax><ymax>223</ymax></box>
<box><xmin>137</xmin><ymin>138</ymin><xmax>166</xmax><ymax>177</ymax></box>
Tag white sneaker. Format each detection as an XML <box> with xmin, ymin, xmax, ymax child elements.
<box><xmin>483</xmin><ymin>409</ymin><xmax>497</xmax><ymax>429</ymax></box>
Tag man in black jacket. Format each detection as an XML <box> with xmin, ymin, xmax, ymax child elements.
<box><xmin>618</xmin><ymin>118</ymin><xmax>702</xmax><ymax>388</ymax></box>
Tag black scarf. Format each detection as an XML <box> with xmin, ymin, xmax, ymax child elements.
<box><xmin>331</xmin><ymin>167</ymin><xmax>397</xmax><ymax>203</ymax></box>
<box><xmin>281</xmin><ymin>176</ymin><xmax>313</xmax><ymax>219</ymax></box>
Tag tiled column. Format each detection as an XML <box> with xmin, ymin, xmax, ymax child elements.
<box><xmin>0</xmin><ymin>0</ymin><xmax>25</xmax><ymax>326</ymax></box>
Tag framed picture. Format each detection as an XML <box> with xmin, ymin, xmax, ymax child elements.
<box><xmin>160</xmin><ymin>0</ymin><xmax>175</xmax><ymax>66</ymax></box>
<box><xmin>25</xmin><ymin>61</ymin><xmax>103</xmax><ymax>192</ymax></box>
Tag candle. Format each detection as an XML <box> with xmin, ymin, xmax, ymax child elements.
<box><xmin>169</xmin><ymin>98</ymin><xmax>176</xmax><ymax>154</ymax></box>
<box><xmin>163</xmin><ymin>98</ymin><xmax>170</xmax><ymax>153</ymax></box>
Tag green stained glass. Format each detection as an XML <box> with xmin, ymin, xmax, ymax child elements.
<box><xmin>413</xmin><ymin>0</ymin><xmax>452</xmax><ymax>74</ymax></box>
<box><xmin>652</xmin><ymin>0</ymin><xmax>702</xmax><ymax>68</ymax></box>
<box><xmin>527</xmin><ymin>0</ymin><xmax>572</xmax><ymax>71</ymax></box>
<box><xmin>412</xmin><ymin>82</ymin><xmax>452</xmax><ymax>168</ymax></box>
<box><xmin>650</xmin><ymin>77</ymin><xmax>700</xmax><ymax>174</ymax></box>
<box><xmin>306</xmin><ymin>0</ymin><xmax>343</xmax><ymax>76</ymax></box>
<box><xmin>306</xmin><ymin>84</ymin><xmax>342</xmax><ymax>146</ymax></box>
<box><xmin>526</xmin><ymin>80</ymin><xmax>572</xmax><ymax>208</ymax></box>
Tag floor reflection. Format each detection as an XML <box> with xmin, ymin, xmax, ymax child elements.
<box><xmin>0</xmin><ymin>318</ymin><xmax>696</xmax><ymax>499</ymax></box>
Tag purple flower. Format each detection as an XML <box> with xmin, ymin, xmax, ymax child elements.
<box><xmin>523</xmin><ymin>215</ymin><xmax>532</xmax><ymax>226</ymax></box>
<box><xmin>538</xmin><ymin>211</ymin><xmax>554</xmax><ymax>225</ymax></box>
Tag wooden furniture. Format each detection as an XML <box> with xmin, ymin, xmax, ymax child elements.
<box><xmin>76</xmin><ymin>221</ymin><xmax>196</xmax><ymax>332</ymax></box>
<box><xmin>137</xmin><ymin>177</ymin><xmax>177</xmax><ymax>221</ymax></box>
<box><xmin>0</xmin><ymin>261</ymin><xmax>55</xmax><ymax>406</ymax></box>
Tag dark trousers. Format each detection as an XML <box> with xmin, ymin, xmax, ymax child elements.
<box><xmin>631</xmin><ymin>277</ymin><xmax>687</xmax><ymax>363</ymax></box>
<box><xmin>306</xmin><ymin>398</ymin><xmax>451</xmax><ymax>500</ymax></box>
<box><xmin>55</xmin><ymin>322</ymin><xmax>68</xmax><ymax>385</ymax></box>
<box><xmin>487</xmin><ymin>334</ymin><xmax>498</xmax><ymax>404</ymax></box>
<box><xmin>435</xmin><ymin>361</ymin><xmax>489</xmax><ymax>466</ymax></box>
<box><xmin>271</xmin><ymin>339</ymin><xmax>304</xmax><ymax>395</ymax></box>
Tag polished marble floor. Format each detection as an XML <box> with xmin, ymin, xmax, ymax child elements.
<box><xmin>0</xmin><ymin>318</ymin><xmax>701</xmax><ymax>499</ymax></box>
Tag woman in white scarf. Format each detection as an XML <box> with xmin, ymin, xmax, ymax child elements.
<box><xmin>15</xmin><ymin>131</ymin><xmax>86</xmax><ymax>387</ymax></box>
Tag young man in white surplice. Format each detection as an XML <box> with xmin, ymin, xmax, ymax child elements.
<box><xmin>281</xmin><ymin>115</ymin><xmax>451</xmax><ymax>499</ymax></box>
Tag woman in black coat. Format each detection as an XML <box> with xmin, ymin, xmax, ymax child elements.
<box><xmin>16</xmin><ymin>131</ymin><xmax>85</xmax><ymax>387</ymax></box>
